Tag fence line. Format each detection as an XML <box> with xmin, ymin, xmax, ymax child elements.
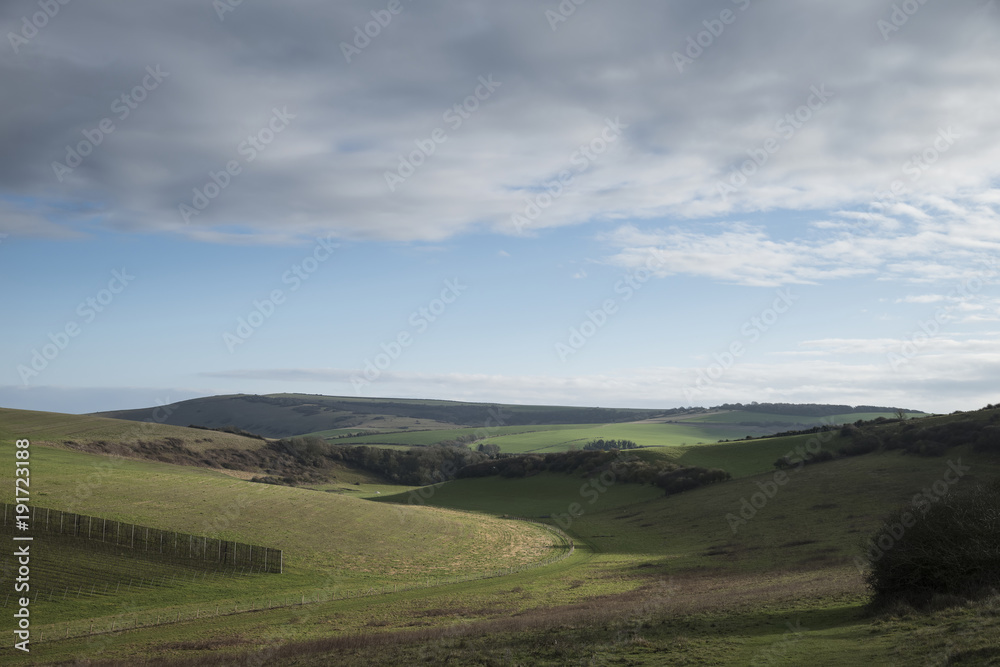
<box><xmin>1</xmin><ymin>503</ymin><xmax>282</xmax><ymax>574</ymax></box>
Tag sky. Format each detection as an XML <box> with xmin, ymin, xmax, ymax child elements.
<box><xmin>1</xmin><ymin>0</ymin><xmax>999</xmax><ymax>415</ymax></box>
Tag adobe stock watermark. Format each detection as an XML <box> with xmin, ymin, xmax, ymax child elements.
<box><xmin>384</xmin><ymin>74</ymin><xmax>502</xmax><ymax>192</ymax></box>
<box><xmin>350</xmin><ymin>279</ymin><xmax>467</xmax><ymax>393</ymax></box>
<box><xmin>725</xmin><ymin>426</ymin><xmax>834</xmax><ymax>534</ymax></box>
<box><xmin>212</xmin><ymin>0</ymin><xmax>245</xmax><ymax>21</ymax></box>
<box><xmin>544</xmin><ymin>0</ymin><xmax>590</xmax><ymax>31</ymax></box>
<box><xmin>854</xmin><ymin>126</ymin><xmax>960</xmax><ymax>234</ymax></box>
<box><xmin>403</xmin><ymin>405</ymin><xmax>509</xmax><ymax>516</ymax></box>
<box><xmin>7</xmin><ymin>0</ymin><xmax>73</xmax><ymax>54</ymax></box>
<box><xmin>511</xmin><ymin>116</ymin><xmax>628</xmax><ymax>234</ymax></box>
<box><xmin>67</xmin><ymin>398</ymin><xmax>176</xmax><ymax>513</ymax></box>
<box><xmin>555</xmin><ymin>252</ymin><xmax>663</xmax><ymax>362</ymax></box>
<box><xmin>672</xmin><ymin>0</ymin><xmax>753</xmax><ymax>73</ymax></box>
<box><xmin>750</xmin><ymin>619</ymin><xmax>805</xmax><ymax>666</ymax></box>
<box><xmin>340</xmin><ymin>0</ymin><xmax>413</xmax><ymax>63</ymax></box>
<box><xmin>224</xmin><ymin>236</ymin><xmax>338</xmax><ymax>353</ymax></box>
<box><xmin>16</xmin><ymin>268</ymin><xmax>135</xmax><ymax>384</ymax></box>
<box><xmin>179</xmin><ymin>106</ymin><xmax>296</xmax><ymax>224</ymax></box>
<box><xmin>853</xmin><ymin>459</ymin><xmax>971</xmax><ymax>575</ymax></box>
<box><xmin>551</xmin><ymin>456</ymin><xmax>638</xmax><ymax>530</ymax></box>
<box><xmin>887</xmin><ymin>257</ymin><xmax>997</xmax><ymax>370</ymax></box>
<box><xmin>51</xmin><ymin>65</ymin><xmax>170</xmax><ymax>182</ymax></box>
<box><xmin>877</xmin><ymin>0</ymin><xmax>933</xmax><ymax>40</ymax></box>
<box><xmin>717</xmin><ymin>85</ymin><xmax>834</xmax><ymax>202</ymax></box>
<box><xmin>684</xmin><ymin>289</ymin><xmax>796</xmax><ymax>402</ymax></box>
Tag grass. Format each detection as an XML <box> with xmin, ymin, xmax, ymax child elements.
<box><xmin>310</xmin><ymin>423</ymin><xmax>586</xmax><ymax>446</ymax></box>
<box><xmin>0</xmin><ymin>407</ymin><xmax>267</xmax><ymax>453</ymax></box>
<box><xmin>675</xmin><ymin>432</ymin><xmax>846</xmax><ymax>478</ymax></box>
<box><xmin>3</xmin><ymin>406</ymin><xmax>999</xmax><ymax>665</ymax></box>
<box><xmin>0</xmin><ymin>438</ymin><xmax>564</xmax><ymax>634</ymax></box>
<box><xmin>375</xmin><ymin>473</ymin><xmax>665</xmax><ymax>518</ymax></box>
<box><xmin>473</xmin><ymin>422</ymin><xmax>753</xmax><ymax>454</ymax></box>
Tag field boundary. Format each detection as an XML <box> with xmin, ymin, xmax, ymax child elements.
<box><xmin>2</xmin><ymin>503</ymin><xmax>282</xmax><ymax>574</ymax></box>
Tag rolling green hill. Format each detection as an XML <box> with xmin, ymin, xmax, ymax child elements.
<box><xmin>0</xmin><ymin>407</ymin><xmax>268</xmax><ymax>453</ymax></box>
<box><xmin>4</xmin><ymin>403</ymin><xmax>992</xmax><ymax>666</ymax></box>
<box><xmin>0</xmin><ymin>433</ymin><xmax>565</xmax><ymax>634</ymax></box>
<box><xmin>91</xmin><ymin>394</ymin><xmax>919</xmax><ymax>443</ymax></box>
<box><xmin>92</xmin><ymin>394</ymin><xmax>667</xmax><ymax>438</ymax></box>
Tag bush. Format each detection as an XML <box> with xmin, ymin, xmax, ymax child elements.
<box><xmin>974</xmin><ymin>426</ymin><xmax>1000</xmax><ymax>453</ymax></box>
<box><xmin>656</xmin><ymin>467</ymin><xmax>730</xmax><ymax>495</ymax></box>
<box><xmin>811</xmin><ymin>449</ymin><xmax>836</xmax><ymax>463</ymax></box>
<box><xmin>913</xmin><ymin>439</ymin><xmax>947</xmax><ymax>457</ymax></box>
<box><xmin>839</xmin><ymin>433</ymin><xmax>882</xmax><ymax>457</ymax></box>
<box><xmin>583</xmin><ymin>439</ymin><xmax>639</xmax><ymax>451</ymax></box>
<box><xmin>863</xmin><ymin>481</ymin><xmax>1000</xmax><ymax>609</ymax></box>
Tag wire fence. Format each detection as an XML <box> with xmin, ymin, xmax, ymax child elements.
<box><xmin>2</xmin><ymin>503</ymin><xmax>282</xmax><ymax>573</ymax></box>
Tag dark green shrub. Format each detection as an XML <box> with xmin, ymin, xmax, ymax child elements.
<box><xmin>863</xmin><ymin>481</ymin><xmax>1000</xmax><ymax>609</ymax></box>
<box><xmin>811</xmin><ymin>449</ymin><xmax>836</xmax><ymax>463</ymax></box>
<box><xmin>656</xmin><ymin>467</ymin><xmax>730</xmax><ymax>495</ymax></box>
<box><xmin>839</xmin><ymin>434</ymin><xmax>881</xmax><ymax>457</ymax></box>
<box><xmin>974</xmin><ymin>426</ymin><xmax>1000</xmax><ymax>453</ymax></box>
<box><xmin>914</xmin><ymin>439</ymin><xmax>947</xmax><ymax>457</ymax></box>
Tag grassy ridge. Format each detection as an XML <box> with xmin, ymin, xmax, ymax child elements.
<box><xmin>93</xmin><ymin>394</ymin><xmax>665</xmax><ymax>438</ymax></box>
<box><xmin>0</xmin><ymin>407</ymin><xmax>267</xmax><ymax>453</ymax></box>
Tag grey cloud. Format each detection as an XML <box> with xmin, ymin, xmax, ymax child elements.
<box><xmin>1</xmin><ymin>0</ymin><xmax>998</xmax><ymax>245</ymax></box>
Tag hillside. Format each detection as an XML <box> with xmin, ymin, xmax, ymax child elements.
<box><xmin>4</xmin><ymin>402</ymin><xmax>993</xmax><ymax>666</ymax></box>
<box><xmin>4</xmin><ymin>405</ymin><xmax>994</xmax><ymax>665</ymax></box>
<box><xmin>0</xmin><ymin>407</ymin><xmax>268</xmax><ymax>453</ymax></box>
<box><xmin>0</xmin><ymin>430</ymin><xmax>566</xmax><ymax>639</ymax></box>
<box><xmin>90</xmin><ymin>393</ymin><xmax>922</xmax><ymax>446</ymax></box>
<box><xmin>92</xmin><ymin>393</ymin><xmax>668</xmax><ymax>438</ymax></box>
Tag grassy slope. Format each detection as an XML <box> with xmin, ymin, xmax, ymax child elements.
<box><xmin>93</xmin><ymin>393</ymin><xmax>665</xmax><ymax>438</ymax></box>
<box><xmin>376</xmin><ymin>474</ymin><xmax>664</xmax><ymax>518</ymax></box>
<box><xmin>362</xmin><ymin>443</ymin><xmax>1000</xmax><ymax>665</ymax></box>
<box><xmin>0</xmin><ymin>437</ymin><xmax>562</xmax><ymax>638</ymax></box>
<box><xmin>29</xmin><ymin>437</ymin><xmax>996</xmax><ymax>665</ymax></box>
<box><xmin>0</xmin><ymin>407</ymin><xmax>268</xmax><ymax>453</ymax></box>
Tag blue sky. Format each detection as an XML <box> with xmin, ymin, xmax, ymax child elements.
<box><xmin>2</xmin><ymin>1</ymin><xmax>999</xmax><ymax>414</ymax></box>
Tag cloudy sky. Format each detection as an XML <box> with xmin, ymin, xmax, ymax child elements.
<box><xmin>2</xmin><ymin>0</ymin><xmax>999</xmax><ymax>414</ymax></box>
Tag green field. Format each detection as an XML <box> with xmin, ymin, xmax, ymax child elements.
<box><xmin>676</xmin><ymin>410</ymin><xmax>924</xmax><ymax>426</ymax></box>
<box><xmin>2</xmin><ymin>405</ymin><xmax>997</xmax><ymax>665</ymax></box>
<box><xmin>308</xmin><ymin>423</ymin><xmax>587</xmax><ymax>446</ymax></box>
<box><xmin>319</xmin><ymin>410</ymin><xmax>919</xmax><ymax>456</ymax></box>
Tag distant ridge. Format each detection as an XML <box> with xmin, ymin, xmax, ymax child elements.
<box><xmin>90</xmin><ymin>393</ymin><xmax>922</xmax><ymax>440</ymax></box>
<box><xmin>710</xmin><ymin>402</ymin><xmax>925</xmax><ymax>417</ymax></box>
